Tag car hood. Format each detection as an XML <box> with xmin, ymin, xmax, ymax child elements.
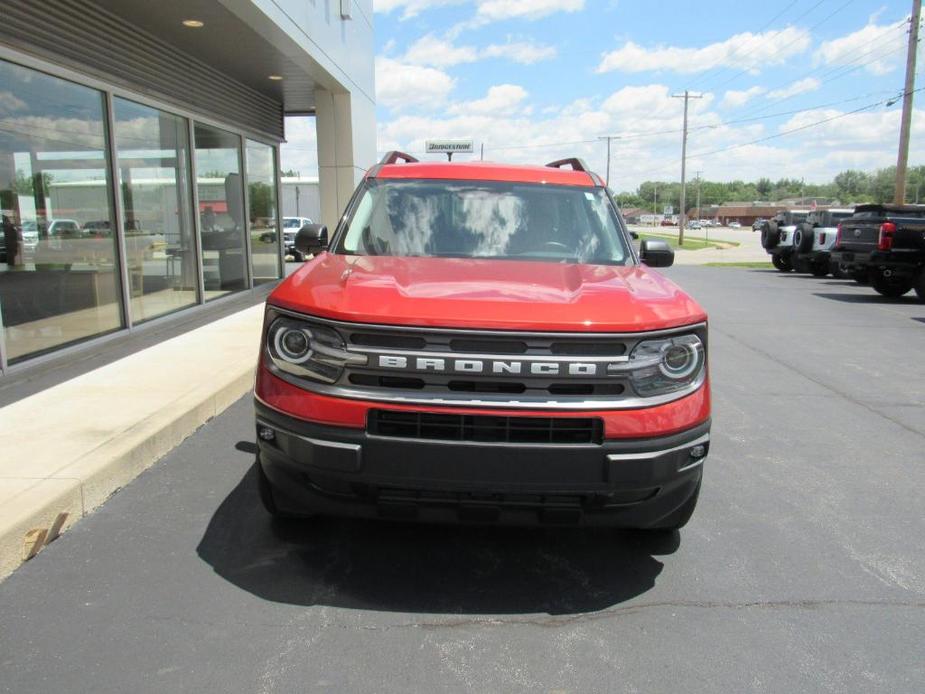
<box><xmin>269</xmin><ymin>253</ymin><xmax>705</xmax><ymax>333</ymax></box>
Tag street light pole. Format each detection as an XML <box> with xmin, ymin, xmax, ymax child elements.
<box><xmin>653</xmin><ymin>182</ymin><xmax>658</xmax><ymax>227</ymax></box>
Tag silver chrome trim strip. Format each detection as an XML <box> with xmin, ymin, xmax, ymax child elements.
<box><xmin>269</xmin><ymin>306</ymin><xmax>707</xmax><ymax>340</ymax></box>
<box><xmin>257</xmin><ymin>417</ymin><xmax>362</xmax><ymax>453</ymax></box>
<box><xmin>265</xmin><ymin>362</ymin><xmax>707</xmax><ymax>410</ymax></box>
<box><xmin>606</xmin><ymin>433</ymin><xmax>710</xmax><ymax>462</ymax></box>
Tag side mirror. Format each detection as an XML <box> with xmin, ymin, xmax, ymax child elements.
<box><xmin>639</xmin><ymin>238</ymin><xmax>674</xmax><ymax>268</ymax></box>
<box><xmin>295</xmin><ymin>224</ymin><xmax>328</xmax><ymax>256</ymax></box>
<box><xmin>630</xmin><ymin>230</ymin><xmax>639</xmax><ymax>240</ymax></box>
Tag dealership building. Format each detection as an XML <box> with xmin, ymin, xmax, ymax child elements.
<box><xmin>0</xmin><ymin>0</ymin><xmax>375</xmax><ymax>373</ymax></box>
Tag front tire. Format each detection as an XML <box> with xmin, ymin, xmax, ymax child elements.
<box><xmin>771</xmin><ymin>254</ymin><xmax>791</xmax><ymax>272</ymax></box>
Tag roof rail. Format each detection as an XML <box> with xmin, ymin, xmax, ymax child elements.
<box><xmin>546</xmin><ymin>157</ymin><xmax>589</xmax><ymax>172</ymax></box>
<box><xmin>379</xmin><ymin>150</ymin><xmax>419</xmax><ymax>165</ymax></box>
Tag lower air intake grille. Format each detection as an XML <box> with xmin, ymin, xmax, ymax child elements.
<box><xmin>369</xmin><ymin>410</ymin><xmax>603</xmax><ymax>444</ymax></box>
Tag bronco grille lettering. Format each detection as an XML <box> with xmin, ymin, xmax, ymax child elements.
<box><xmin>375</xmin><ymin>354</ymin><xmax>601</xmax><ymax>377</ymax></box>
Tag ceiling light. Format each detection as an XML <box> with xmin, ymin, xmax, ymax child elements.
<box><xmin>182</xmin><ymin>19</ymin><xmax>204</xmax><ymax>28</ymax></box>
<box><xmin>269</xmin><ymin>75</ymin><xmax>284</xmax><ymax>81</ymax></box>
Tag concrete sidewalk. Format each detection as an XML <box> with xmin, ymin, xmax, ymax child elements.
<box><xmin>0</xmin><ymin>304</ymin><xmax>265</xmax><ymax>580</ymax></box>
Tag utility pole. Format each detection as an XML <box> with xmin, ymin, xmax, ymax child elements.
<box><xmin>672</xmin><ymin>90</ymin><xmax>703</xmax><ymax>246</ymax></box>
<box><xmin>653</xmin><ymin>182</ymin><xmax>658</xmax><ymax>227</ymax></box>
<box><xmin>597</xmin><ymin>135</ymin><xmax>620</xmax><ymax>188</ymax></box>
<box><xmin>695</xmin><ymin>170</ymin><xmax>703</xmax><ymax>223</ymax></box>
<box><xmin>480</xmin><ymin>143</ymin><xmax>484</xmax><ymax>161</ymax></box>
<box><xmin>895</xmin><ymin>0</ymin><xmax>921</xmax><ymax>204</ymax></box>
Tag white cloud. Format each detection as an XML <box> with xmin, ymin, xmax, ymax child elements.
<box><xmin>777</xmin><ymin>108</ymin><xmax>924</xmax><ymax>146</ymax></box>
<box><xmin>401</xmin><ymin>36</ymin><xmax>556</xmax><ymax>68</ymax></box>
<box><xmin>0</xmin><ymin>90</ymin><xmax>27</xmax><ymax>115</ymax></box>
<box><xmin>814</xmin><ymin>20</ymin><xmax>905</xmax><ymax>76</ymax></box>
<box><xmin>475</xmin><ymin>0</ymin><xmax>584</xmax><ymax>21</ymax></box>
<box><xmin>722</xmin><ymin>86</ymin><xmax>766</xmax><ymax>108</ymax></box>
<box><xmin>766</xmin><ymin>77</ymin><xmax>821</xmax><ymax>100</ymax></box>
<box><xmin>280</xmin><ymin>116</ymin><xmax>318</xmax><ymax>177</ymax></box>
<box><xmin>402</xmin><ymin>35</ymin><xmax>479</xmax><ymax>67</ymax></box>
<box><xmin>375</xmin><ymin>82</ymin><xmax>925</xmax><ymax>193</ymax></box>
<box><xmin>373</xmin><ymin>0</ymin><xmax>464</xmax><ymax>19</ymax></box>
<box><xmin>447</xmin><ymin>84</ymin><xmax>529</xmax><ymax>116</ymax></box>
<box><xmin>375</xmin><ymin>0</ymin><xmax>583</xmax><ymax>22</ymax></box>
<box><xmin>375</xmin><ymin>57</ymin><xmax>457</xmax><ymax>110</ymax></box>
<box><xmin>483</xmin><ymin>41</ymin><xmax>557</xmax><ymax>64</ymax></box>
<box><xmin>597</xmin><ymin>27</ymin><xmax>810</xmax><ymax>74</ymax></box>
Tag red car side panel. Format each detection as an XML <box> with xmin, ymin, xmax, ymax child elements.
<box><xmin>256</xmin><ymin>366</ymin><xmax>711</xmax><ymax>440</ymax></box>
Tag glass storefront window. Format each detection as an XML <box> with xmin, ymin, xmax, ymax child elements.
<box><xmin>113</xmin><ymin>98</ymin><xmax>197</xmax><ymax>322</ymax></box>
<box><xmin>0</xmin><ymin>60</ymin><xmax>122</xmax><ymax>363</ymax></box>
<box><xmin>193</xmin><ymin>124</ymin><xmax>247</xmax><ymax>299</ymax></box>
<box><xmin>246</xmin><ymin>140</ymin><xmax>281</xmax><ymax>284</ymax></box>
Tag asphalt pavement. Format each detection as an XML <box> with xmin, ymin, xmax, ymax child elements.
<box><xmin>1</xmin><ymin>267</ymin><xmax>923</xmax><ymax>693</ymax></box>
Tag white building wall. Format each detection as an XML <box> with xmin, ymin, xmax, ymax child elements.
<box><xmin>227</xmin><ymin>0</ymin><xmax>377</xmax><ymax>230</ymax></box>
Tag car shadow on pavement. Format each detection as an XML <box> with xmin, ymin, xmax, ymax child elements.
<box><xmin>814</xmin><ymin>292</ymin><xmax>920</xmax><ymax>305</ymax></box>
<box><xmin>196</xmin><ymin>462</ymin><xmax>677</xmax><ymax>615</ymax></box>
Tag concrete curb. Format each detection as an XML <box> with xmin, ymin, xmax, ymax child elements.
<box><xmin>0</xmin><ymin>305</ymin><xmax>263</xmax><ymax>580</ymax></box>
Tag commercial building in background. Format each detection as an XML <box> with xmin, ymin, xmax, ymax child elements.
<box><xmin>0</xmin><ymin>0</ymin><xmax>375</xmax><ymax>373</ymax></box>
<box><xmin>281</xmin><ymin>176</ymin><xmax>321</xmax><ymax>222</ymax></box>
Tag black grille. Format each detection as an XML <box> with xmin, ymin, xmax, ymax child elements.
<box><xmin>369</xmin><ymin>410</ymin><xmax>603</xmax><ymax>444</ymax></box>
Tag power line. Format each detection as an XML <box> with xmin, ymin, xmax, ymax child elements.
<box><xmin>630</xmin><ymin>87</ymin><xmax>925</xmax><ymax>180</ymax></box>
<box><xmin>702</xmin><ymin>0</ymin><xmax>857</xmax><ymax>94</ymax></box>
<box><xmin>727</xmin><ymin>19</ymin><xmax>909</xmax><ymax>122</ymax></box>
<box><xmin>685</xmin><ymin>0</ymin><xmax>804</xmax><ymax>92</ymax></box>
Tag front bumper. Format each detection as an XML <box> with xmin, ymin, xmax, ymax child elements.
<box><xmin>255</xmin><ymin>400</ymin><xmax>709</xmax><ymax>527</ymax></box>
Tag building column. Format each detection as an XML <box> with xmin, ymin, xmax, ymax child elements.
<box><xmin>315</xmin><ymin>87</ymin><xmax>376</xmax><ymax>233</ymax></box>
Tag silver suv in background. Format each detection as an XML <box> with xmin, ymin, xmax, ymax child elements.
<box><xmin>790</xmin><ymin>208</ymin><xmax>855</xmax><ymax>276</ymax></box>
<box><xmin>282</xmin><ymin>216</ymin><xmax>313</xmax><ymax>261</ymax></box>
<box><xmin>760</xmin><ymin>210</ymin><xmax>809</xmax><ymax>272</ymax></box>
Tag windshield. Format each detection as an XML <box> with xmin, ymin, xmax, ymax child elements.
<box><xmin>335</xmin><ymin>179</ymin><xmax>630</xmax><ymax>265</ymax></box>
<box><xmin>283</xmin><ymin>218</ymin><xmax>302</xmax><ymax>228</ymax></box>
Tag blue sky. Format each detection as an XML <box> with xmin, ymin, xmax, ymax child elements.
<box><xmin>282</xmin><ymin>0</ymin><xmax>923</xmax><ymax>191</ymax></box>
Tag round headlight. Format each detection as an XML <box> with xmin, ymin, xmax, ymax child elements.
<box><xmin>274</xmin><ymin>327</ymin><xmax>313</xmax><ymax>364</ymax></box>
<box><xmin>659</xmin><ymin>342</ymin><xmax>698</xmax><ymax>379</ymax></box>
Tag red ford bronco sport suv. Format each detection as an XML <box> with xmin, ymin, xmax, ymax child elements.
<box><xmin>254</xmin><ymin>153</ymin><xmax>710</xmax><ymax>530</ymax></box>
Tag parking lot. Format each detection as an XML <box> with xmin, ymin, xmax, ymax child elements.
<box><xmin>1</xmin><ymin>266</ymin><xmax>923</xmax><ymax>693</ymax></box>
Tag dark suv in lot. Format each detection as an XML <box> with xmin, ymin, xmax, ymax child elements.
<box><xmin>830</xmin><ymin>204</ymin><xmax>925</xmax><ymax>298</ymax></box>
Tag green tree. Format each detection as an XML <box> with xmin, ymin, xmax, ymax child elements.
<box><xmin>756</xmin><ymin>177</ymin><xmax>772</xmax><ymax>198</ymax></box>
<box><xmin>248</xmin><ymin>182</ymin><xmax>274</xmax><ymax>219</ymax></box>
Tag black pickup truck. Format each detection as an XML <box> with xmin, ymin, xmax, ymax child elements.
<box><xmin>830</xmin><ymin>204</ymin><xmax>925</xmax><ymax>299</ymax></box>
